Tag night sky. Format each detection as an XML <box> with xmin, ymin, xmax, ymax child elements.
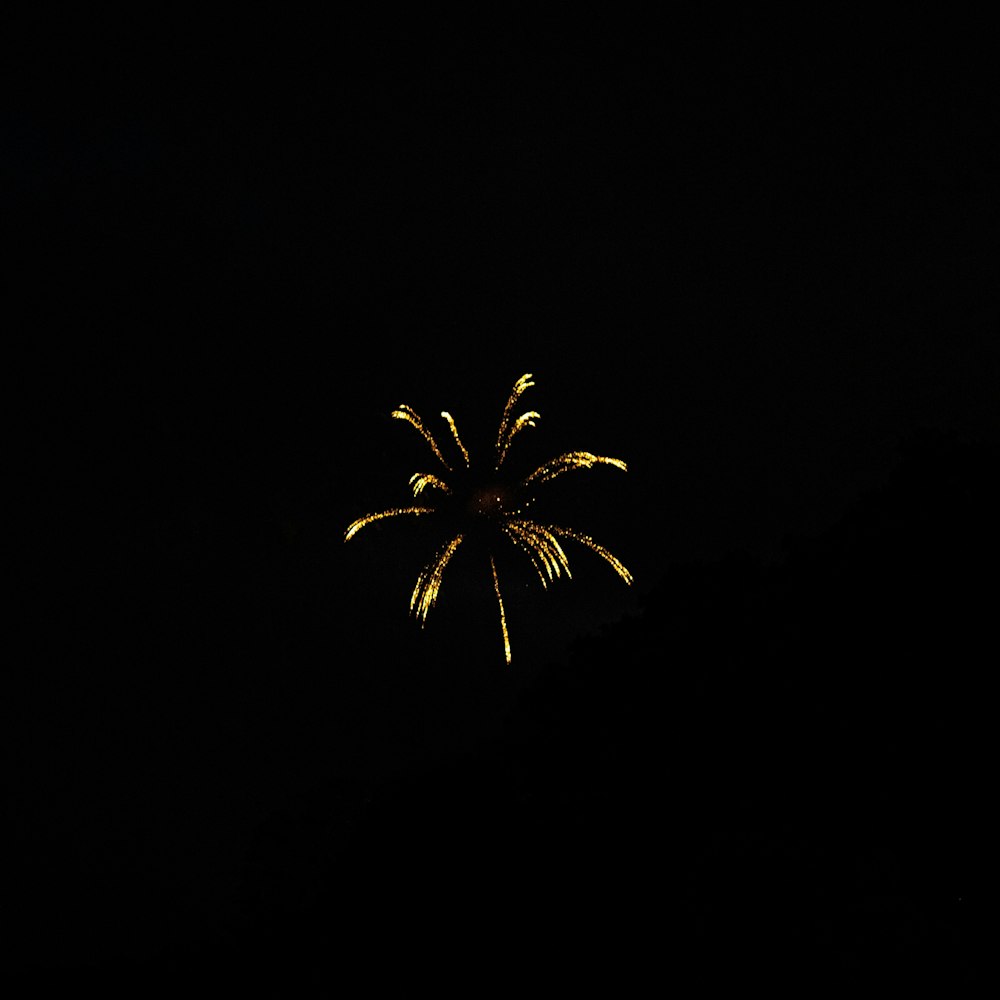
<box><xmin>11</xmin><ymin>18</ymin><xmax>997</xmax><ymax>988</ymax></box>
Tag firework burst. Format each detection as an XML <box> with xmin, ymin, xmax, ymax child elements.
<box><xmin>345</xmin><ymin>373</ymin><xmax>632</xmax><ymax>664</ymax></box>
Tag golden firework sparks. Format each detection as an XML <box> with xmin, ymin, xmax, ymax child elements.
<box><xmin>345</xmin><ymin>373</ymin><xmax>632</xmax><ymax>663</ymax></box>
<box><xmin>344</xmin><ymin>506</ymin><xmax>436</xmax><ymax>542</ymax></box>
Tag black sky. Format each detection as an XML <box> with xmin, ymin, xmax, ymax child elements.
<box><xmin>11</xmin><ymin>17</ymin><xmax>997</xmax><ymax>987</ymax></box>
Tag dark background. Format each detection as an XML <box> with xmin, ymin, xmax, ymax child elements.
<box><xmin>10</xmin><ymin>16</ymin><xmax>997</xmax><ymax>988</ymax></box>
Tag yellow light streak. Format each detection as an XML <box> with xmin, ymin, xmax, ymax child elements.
<box><xmin>441</xmin><ymin>411</ymin><xmax>470</xmax><ymax>468</ymax></box>
<box><xmin>344</xmin><ymin>506</ymin><xmax>435</xmax><ymax>542</ymax></box>
<box><xmin>495</xmin><ymin>372</ymin><xmax>536</xmax><ymax>468</ymax></box>
<box><xmin>523</xmin><ymin>451</ymin><xmax>628</xmax><ymax>487</ymax></box>
<box><xmin>409</xmin><ymin>473</ymin><xmax>452</xmax><ymax>497</ymax></box>
<box><xmin>543</xmin><ymin>524</ymin><xmax>634</xmax><ymax>585</ymax></box>
<box><xmin>491</xmin><ymin>556</ymin><xmax>511</xmax><ymax>665</ymax></box>
<box><xmin>391</xmin><ymin>405</ymin><xmax>452</xmax><ymax>471</ymax></box>
<box><xmin>410</xmin><ymin>534</ymin><xmax>464</xmax><ymax>623</ymax></box>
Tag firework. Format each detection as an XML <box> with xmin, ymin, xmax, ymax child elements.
<box><xmin>345</xmin><ymin>373</ymin><xmax>632</xmax><ymax>664</ymax></box>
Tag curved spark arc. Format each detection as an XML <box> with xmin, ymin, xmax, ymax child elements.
<box><xmin>441</xmin><ymin>411</ymin><xmax>470</xmax><ymax>468</ymax></box>
<box><xmin>505</xmin><ymin>519</ymin><xmax>572</xmax><ymax>584</ymax></box>
<box><xmin>495</xmin><ymin>373</ymin><xmax>536</xmax><ymax>469</ymax></box>
<box><xmin>498</xmin><ymin>410</ymin><xmax>540</xmax><ymax>466</ymax></box>
<box><xmin>345</xmin><ymin>506</ymin><xmax>436</xmax><ymax>542</ymax></box>
<box><xmin>392</xmin><ymin>405</ymin><xmax>453</xmax><ymax>471</ymax></box>
<box><xmin>523</xmin><ymin>451</ymin><xmax>628</xmax><ymax>487</ymax></box>
<box><xmin>409</xmin><ymin>473</ymin><xmax>452</xmax><ymax>497</ymax></box>
<box><xmin>410</xmin><ymin>534</ymin><xmax>464</xmax><ymax>623</ymax></box>
<box><xmin>542</xmin><ymin>524</ymin><xmax>634</xmax><ymax>585</ymax></box>
<box><xmin>500</xmin><ymin>523</ymin><xmax>553</xmax><ymax>588</ymax></box>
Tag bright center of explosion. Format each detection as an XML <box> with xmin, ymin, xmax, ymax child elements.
<box><xmin>468</xmin><ymin>485</ymin><xmax>511</xmax><ymax>517</ymax></box>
